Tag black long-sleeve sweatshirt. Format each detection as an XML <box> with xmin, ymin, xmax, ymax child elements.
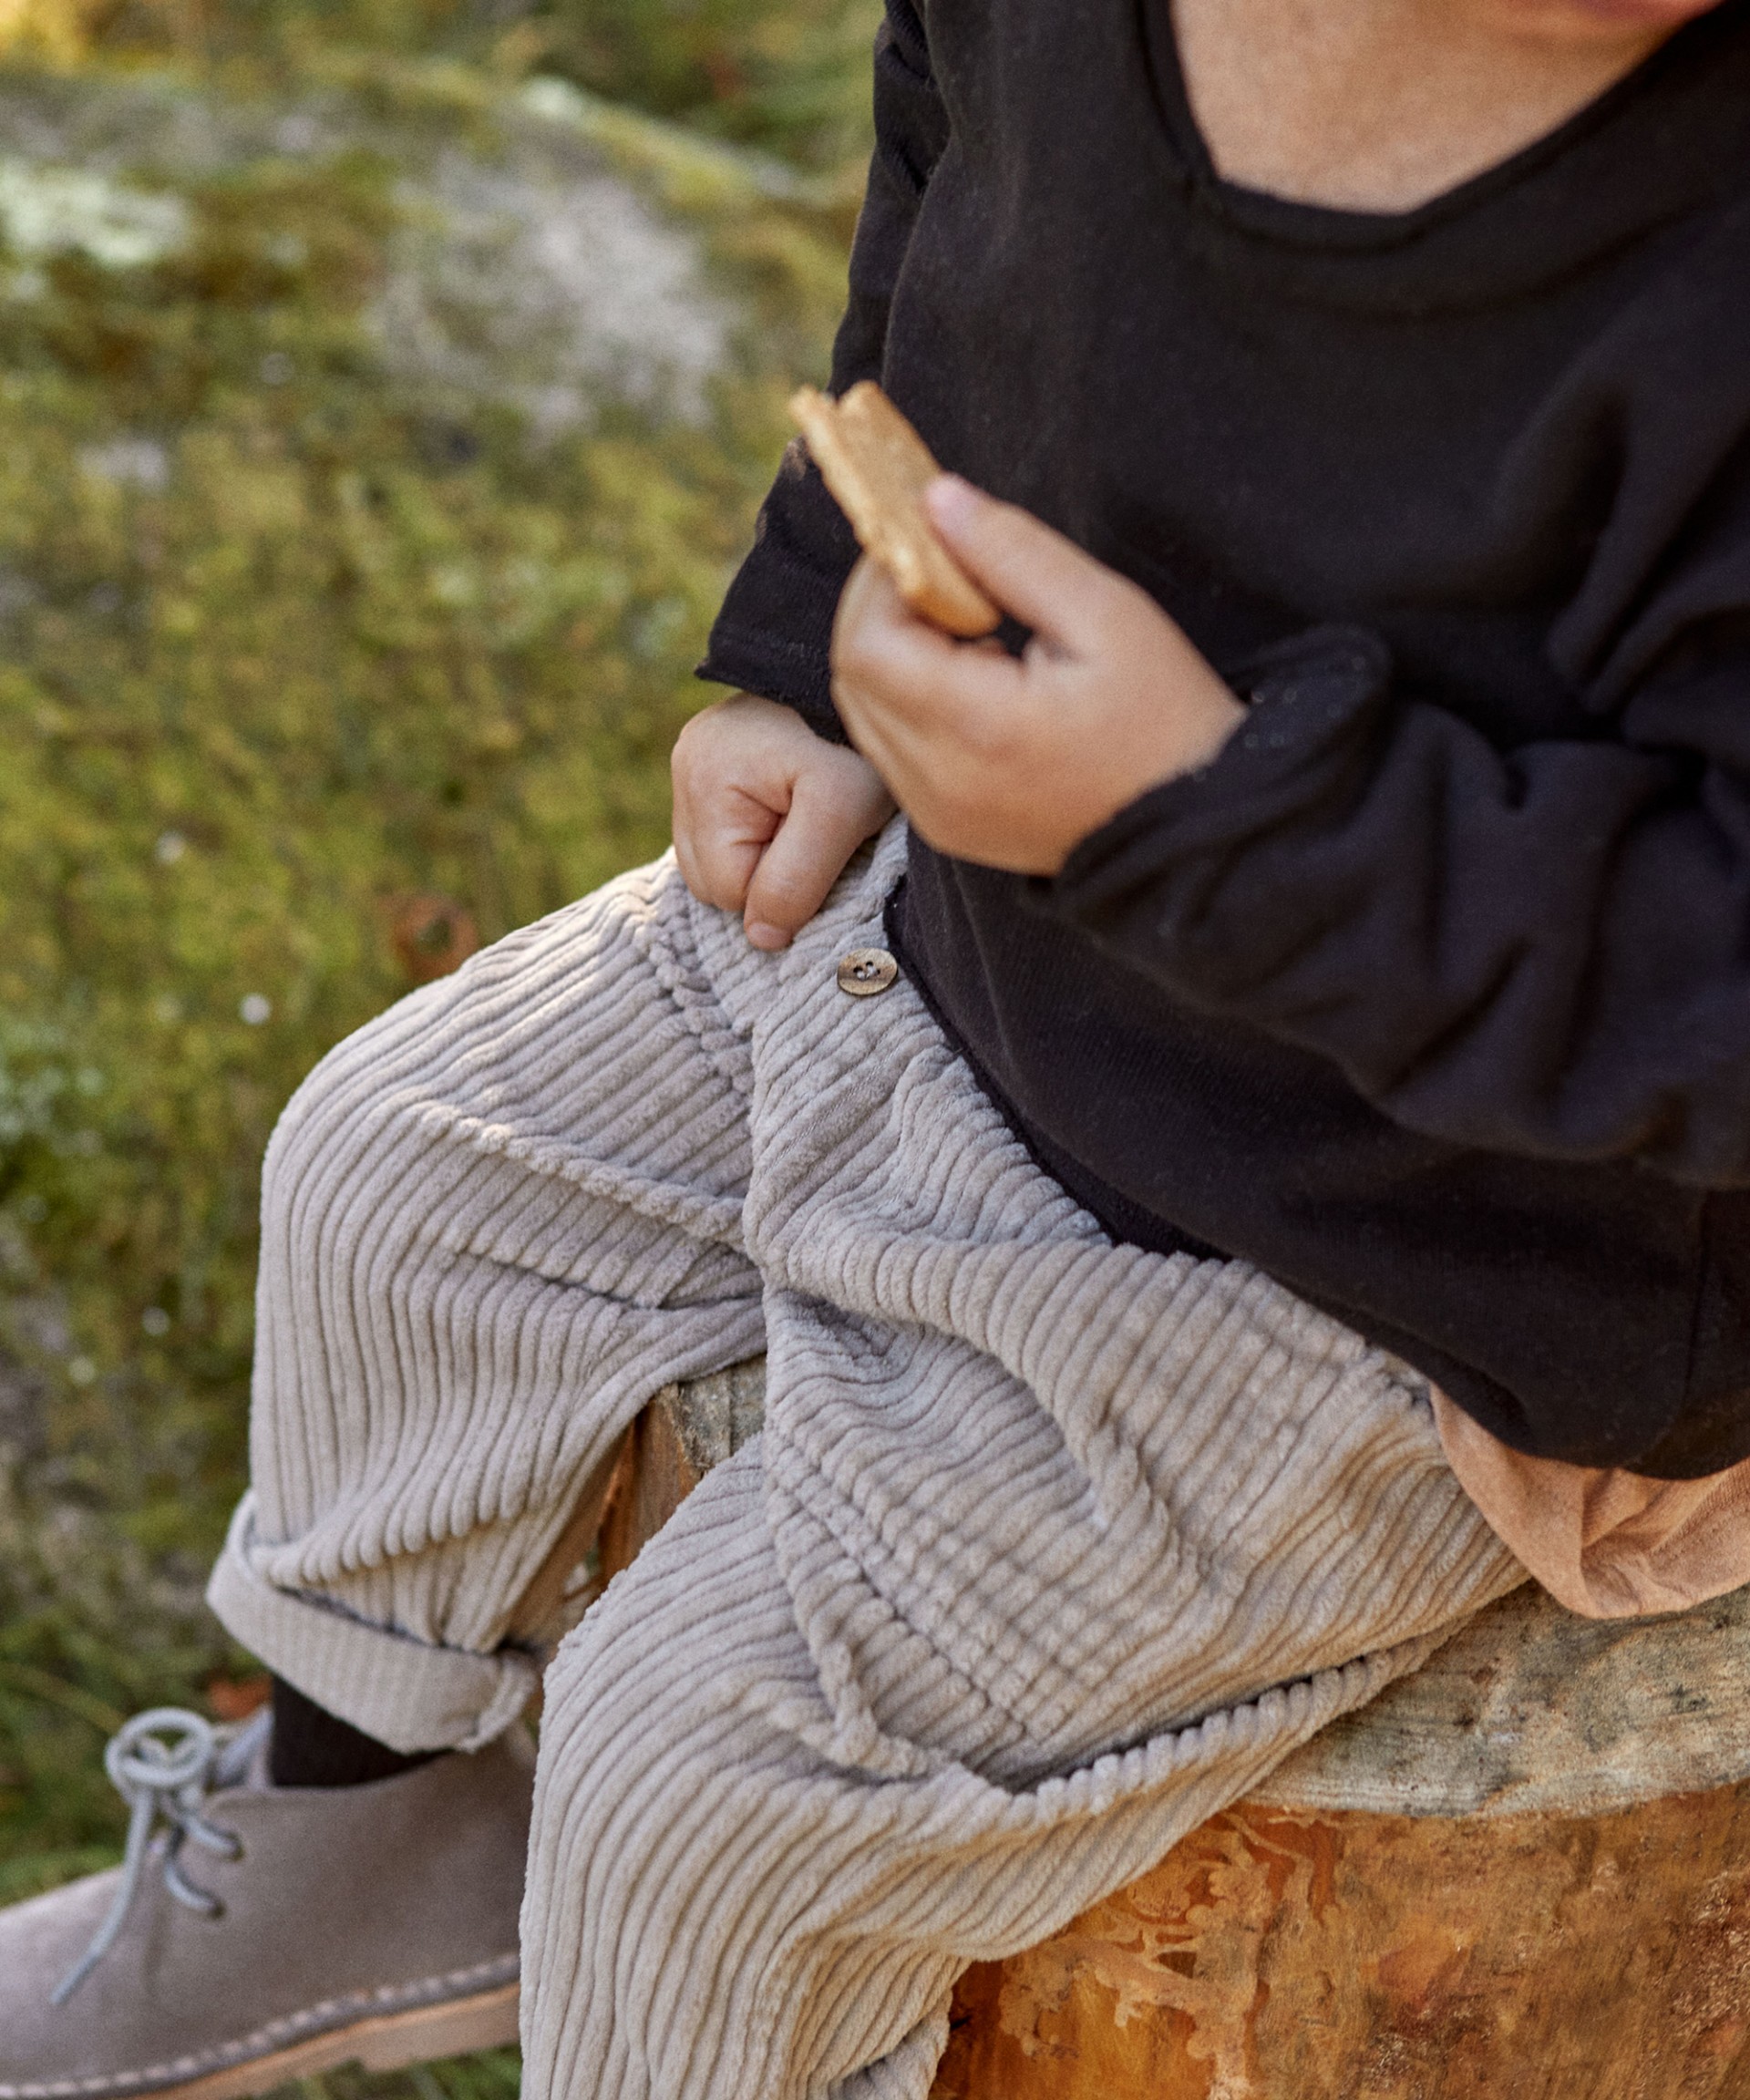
<box><xmin>699</xmin><ymin>0</ymin><xmax>1750</xmax><ymax>1476</ymax></box>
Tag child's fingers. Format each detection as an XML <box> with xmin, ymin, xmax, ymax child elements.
<box><xmin>833</xmin><ymin>553</ymin><xmax>931</xmax><ymax>666</ymax></box>
<box><xmin>673</xmin><ymin>784</ymin><xmax>780</xmax><ymax>915</ymax></box>
<box><xmin>742</xmin><ymin>775</ymin><xmax>880</xmax><ymax>949</ymax></box>
<box><xmin>923</xmin><ymin>476</ymin><xmax>1123</xmax><ymax>653</ymax></box>
<box><xmin>673</xmin><ymin>689</ymin><xmax>897</xmax><ymax>946</ymax></box>
<box><xmin>832</xmin><ymin>558</ymin><xmax>1025</xmax><ymax>727</ymax></box>
<box><xmin>829</xmin><ymin>692</ymin><xmax>938</xmax><ymax>812</ymax></box>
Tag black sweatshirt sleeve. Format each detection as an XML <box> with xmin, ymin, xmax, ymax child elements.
<box><xmin>697</xmin><ymin>0</ymin><xmax>950</xmax><ymax>738</ymax></box>
<box><xmin>1042</xmin><ymin>619</ymin><xmax>1750</xmax><ymax>1186</ymax></box>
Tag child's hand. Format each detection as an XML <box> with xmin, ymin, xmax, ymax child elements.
<box><xmin>672</xmin><ymin>694</ymin><xmax>897</xmax><ymax>951</ymax></box>
<box><xmin>830</xmin><ymin>478</ymin><xmax>1247</xmax><ymax>875</ymax></box>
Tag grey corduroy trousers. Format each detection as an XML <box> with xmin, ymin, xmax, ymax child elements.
<box><xmin>208</xmin><ymin>823</ymin><xmax>1521</xmax><ymax>2099</ymax></box>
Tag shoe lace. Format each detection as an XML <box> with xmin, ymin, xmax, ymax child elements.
<box><xmin>51</xmin><ymin>1707</ymin><xmax>248</xmax><ymax>2007</ymax></box>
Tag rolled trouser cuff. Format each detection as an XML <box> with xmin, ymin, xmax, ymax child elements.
<box><xmin>207</xmin><ymin>1495</ymin><xmax>539</xmax><ymax>1754</ymax></box>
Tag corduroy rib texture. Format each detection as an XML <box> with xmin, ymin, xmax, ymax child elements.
<box><xmin>209</xmin><ymin>823</ymin><xmax>1523</xmax><ymax>2099</ymax></box>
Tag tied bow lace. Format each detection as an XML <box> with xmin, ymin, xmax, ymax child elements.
<box><xmin>52</xmin><ymin>1707</ymin><xmax>247</xmax><ymax>2006</ymax></box>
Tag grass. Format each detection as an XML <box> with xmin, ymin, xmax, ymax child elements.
<box><xmin>0</xmin><ymin>2</ymin><xmax>876</xmax><ymax>2085</ymax></box>
<box><xmin>271</xmin><ymin>2050</ymin><xmax>523</xmax><ymax>2100</ymax></box>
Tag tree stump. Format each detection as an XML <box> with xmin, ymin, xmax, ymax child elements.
<box><xmin>932</xmin><ymin>1580</ymin><xmax>1750</xmax><ymax>2100</ymax></box>
<box><xmin>603</xmin><ymin>1363</ymin><xmax>1750</xmax><ymax>2100</ymax></box>
<box><xmin>594</xmin><ymin>1357</ymin><xmax>768</xmax><ymax>1585</ymax></box>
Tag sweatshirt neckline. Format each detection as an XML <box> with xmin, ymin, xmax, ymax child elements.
<box><xmin>1136</xmin><ymin>0</ymin><xmax>1743</xmax><ymax>258</ymax></box>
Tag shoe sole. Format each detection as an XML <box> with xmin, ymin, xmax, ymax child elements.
<box><xmin>143</xmin><ymin>1982</ymin><xmax>520</xmax><ymax>2100</ymax></box>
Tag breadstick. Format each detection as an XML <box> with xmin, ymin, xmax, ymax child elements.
<box><xmin>788</xmin><ymin>383</ymin><xmax>1000</xmax><ymax>637</ymax></box>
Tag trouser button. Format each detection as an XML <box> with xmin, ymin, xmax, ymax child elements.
<box><xmin>836</xmin><ymin>948</ymin><xmax>898</xmax><ymax>997</ymax></box>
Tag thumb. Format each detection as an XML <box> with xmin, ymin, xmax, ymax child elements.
<box><xmin>923</xmin><ymin>475</ymin><xmax>1119</xmax><ymax>653</ymax></box>
<box><xmin>742</xmin><ymin>774</ymin><xmax>878</xmax><ymax>948</ymax></box>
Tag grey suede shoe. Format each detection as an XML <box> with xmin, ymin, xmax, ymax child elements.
<box><xmin>0</xmin><ymin>1709</ymin><xmax>530</xmax><ymax>2100</ymax></box>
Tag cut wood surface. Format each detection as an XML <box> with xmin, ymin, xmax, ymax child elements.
<box><xmin>1256</xmin><ymin>1576</ymin><xmax>1750</xmax><ymax>1819</ymax></box>
<box><xmin>612</xmin><ymin>1361</ymin><xmax>1750</xmax><ymax>2099</ymax></box>
<box><xmin>930</xmin><ymin>1783</ymin><xmax>1750</xmax><ymax>2099</ymax></box>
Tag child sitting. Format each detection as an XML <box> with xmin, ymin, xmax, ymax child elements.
<box><xmin>4</xmin><ymin>1</ymin><xmax>1748</xmax><ymax>2095</ymax></box>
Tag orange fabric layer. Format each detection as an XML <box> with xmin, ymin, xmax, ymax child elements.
<box><xmin>1433</xmin><ymin>1391</ymin><xmax>1750</xmax><ymax>1620</ymax></box>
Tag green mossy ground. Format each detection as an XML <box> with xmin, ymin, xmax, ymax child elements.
<box><xmin>0</xmin><ymin>7</ymin><xmax>874</xmax><ymax>2090</ymax></box>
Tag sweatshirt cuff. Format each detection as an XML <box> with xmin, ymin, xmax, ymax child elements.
<box><xmin>695</xmin><ymin>625</ymin><xmax>847</xmax><ymax>744</ymax></box>
<box><xmin>1037</xmin><ymin>624</ymin><xmax>1394</xmax><ymax>931</ymax></box>
<box><xmin>695</xmin><ymin>437</ymin><xmax>857</xmax><ymax>744</ymax></box>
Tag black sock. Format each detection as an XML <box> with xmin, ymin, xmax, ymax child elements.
<box><xmin>267</xmin><ymin>1675</ymin><xmax>442</xmax><ymax>1789</ymax></box>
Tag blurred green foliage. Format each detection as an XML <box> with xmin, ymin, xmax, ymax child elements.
<box><xmin>88</xmin><ymin>0</ymin><xmax>880</xmax><ymax>171</ymax></box>
<box><xmin>527</xmin><ymin>0</ymin><xmax>880</xmax><ymax>166</ymax></box>
<box><xmin>0</xmin><ymin>15</ymin><xmax>877</xmax><ymax>2084</ymax></box>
